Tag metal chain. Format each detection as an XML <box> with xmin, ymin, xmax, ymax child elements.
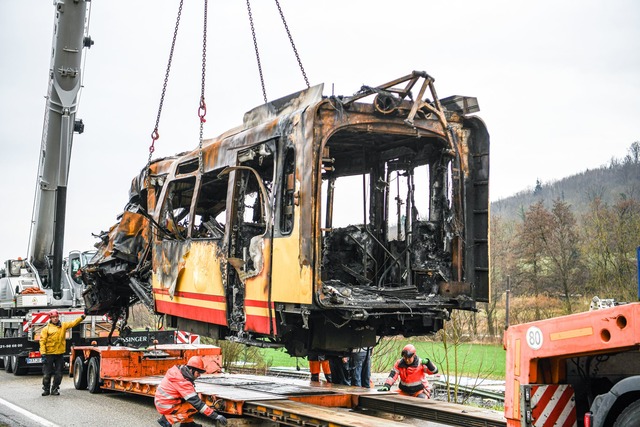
<box><xmin>246</xmin><ymin>0</ymin><xmax>268</xmax><ymax>103</ymax></box>
<box><xmin>146</xmin><ymin>0</ymin><xmax>184</xmax><ymax>185</ymax></box>
<box><xmin>198</xmin><ymin>0</ymin><xmax>208</xmax><ymax>174</ymax></box>
<box><xmin>274</xmin><ymin>0</ymin><xmax>309</xmax><ymax>88</ymax></box>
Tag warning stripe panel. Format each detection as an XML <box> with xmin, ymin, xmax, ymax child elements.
<box><xmin>24</xmin><ymin>310</ymin><xmax>86</xmax><ymax>331</ymax></box>
<box><xmin>531</xmin><ymin>384</ymin><xmax>577</xmax><ymax>427</ymax></box>
<box><xmin>174</xmin><ymin>331</ymin><xmax>201</xmax><ymax>344</ymax></box>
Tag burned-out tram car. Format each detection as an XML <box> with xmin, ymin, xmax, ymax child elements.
<box><xmin>82</xmin><ymin>72</ymin><xmax>490</xmax><ymax>356</ymax></box>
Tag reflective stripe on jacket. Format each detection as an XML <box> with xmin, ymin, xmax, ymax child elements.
<box><xmin>384</xmin><ymin>356</ymin><xmax>435</xmax><ymax>395</ymax></box>
<box><xmin>154</xmin><ymin>365</ymin><xmax>213</xmax><ymax>417</ymax></box>
<box><xmin>39</xmin><ymin>316</ymin><xmax>84</xmax><ymax>355</ymax></box>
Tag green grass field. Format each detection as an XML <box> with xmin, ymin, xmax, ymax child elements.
<box><xmin>259</xmin><ymin>340</ymin><xmax>506</xmax><ymax>379</ymax></box>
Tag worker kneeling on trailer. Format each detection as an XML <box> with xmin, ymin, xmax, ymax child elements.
<box><xmin>377</xmin><ymin>344</ymin><xmax>438</xmax><ymax>398</ymax></box>
<box><xmin>155</xmin><ymin>356</ymin><xmax>227</xmax><ymax>426</ymax></box>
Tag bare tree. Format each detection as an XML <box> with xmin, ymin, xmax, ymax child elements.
<box><xmin>542</xmin><ymin>199</ymin><xmax>582</xmax><ymax>314</ymax></box>
<box><xmin>488</xmin><ymin>215</ymin><xmax>518</xmax><ymax>334</ymax></box>
<box><xmin>628</xmin><ymin>141</ymin><xmax>640</xmax><ymax>164</ymax></box>
<box><xmin>582</xmin><ymin>196</ymin><xmax>640</xmax><ymax>301</ymax></box>
<box><xmin>516</xmin><ymin>201</ymin><xmax>552</xmax><ymax>320</ymax></box>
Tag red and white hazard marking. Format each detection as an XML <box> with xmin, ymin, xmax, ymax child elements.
<box><xmin>23</xmin><ymin>310</ymin><xmax>85</xmax><ymax>332</ymax></box>
<box><xmin>174</xmin><ymin>330</ymin><xmax>200</xmax><ymax>344</ymax></box>
<box><xmin>30</xmin><ymin>312</ymin><xmax>50</xmax><ymax>324</ymax></box>
<box><xmin>531</xmin><ymin>384</ymin><xmax>577</xmax><ymax>427</ymax></box>
<box><xmin>24</xmin><ymin>312</ymin><xmax>49</xmax><ymax>331</ymax></box>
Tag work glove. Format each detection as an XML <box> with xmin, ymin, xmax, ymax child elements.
<box><xmin>208</xmin><ymin>412</ymin><xmax>228</xmax><ymax>425</ymax></box>
<box><xmin>422</xmin><ymin>358</ymin><xmax>438</xmax><ymax>373</ymax></box>
<box><xmin>377</xmin><ymin>384</ymin><xmax>390</xmax><ymax>392</ymax></box>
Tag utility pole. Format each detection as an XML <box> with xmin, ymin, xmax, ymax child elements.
<box><xmin>505</xmin><ymin>275</ymin><xmax>511</xmax><ymax>330</ymax></box>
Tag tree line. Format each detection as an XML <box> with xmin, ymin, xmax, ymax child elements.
<box><xmin>484</xmin><ymin>142</ymin><xmax>640</xmax><ymax>336</ymax></box>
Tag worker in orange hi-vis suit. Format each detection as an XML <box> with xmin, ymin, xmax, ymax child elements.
<box><xmin>155</xmin><ymin>356</ymin><xmax>228</xmax><ymax>427</ymax></box>
<box><xmin>308</xmin><ymin>351</ymin><xmax>332</xmax><ymax>383</ymax></box>
<box><xmin>377</xmin><ymin>344</ymin><xmax>439</xmax><ymax>398</ymax></box>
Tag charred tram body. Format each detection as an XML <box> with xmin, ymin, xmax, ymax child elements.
<box><xmin>82</xmin><ymin>72</ymin><xmax>490</xmax><ymax>356</ymax></box>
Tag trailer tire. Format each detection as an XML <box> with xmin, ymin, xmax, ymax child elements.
<box><xmin>12</xmin><ymin>355</ymin><xmax>27</xmax><ymax>376</ymax></box>
<box><xmin>73</xmin><ymin>356</ymin><xmax>88</xmax><ymax>390</ymax></box>
<box><xmin>87</xmin><ymin>357</ymin><xmax>102</xmax><ymax>394</ymax></box>
<box><xmin>614</xmin><ymin>399</ymin><xmax>640</xmax><ymax>426</ymax></box>
<box><xmin>0</xmin><ymin>356</ymin><xmax>6</xmax><ymax>370</ymax></box>
<box><xmin>5</xmin><ymin>355</ymin><xmax>14</xmax><ymax>374</ymax></box>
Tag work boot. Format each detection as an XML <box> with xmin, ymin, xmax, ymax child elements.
<box><xmin>157</xmin><ymin>415</ymin><xmax>171</xmax><ymax>427</ymax></box>
<box><xmin>310</xmin><ymin>373</ymin><xmax>320</xmax><ymax>382</ymax></box>
<box><xmin>51</xmin><ymin>388</ymin><xmax>60</xmax><ymax>396</ymax></box>
<box><xmin>325</xmin><ymin>374</ymin><xmax>332</xmax><ymax>383</ymax></box>
<box><xmin>41</xmin><ymin>388</ymin><xmax>50</xmax><ymax>396</ymax></box>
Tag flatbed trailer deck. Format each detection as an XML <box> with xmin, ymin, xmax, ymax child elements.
<box><xmin>71</xmin><ymin>344</ymin><xmax>505</xmax><ymax>426</ymax></box>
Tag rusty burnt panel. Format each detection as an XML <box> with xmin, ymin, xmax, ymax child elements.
<box><xmin>81</xmin><ymin>71</ymin><xmax>489</xmax><ymax>355</ymax></box>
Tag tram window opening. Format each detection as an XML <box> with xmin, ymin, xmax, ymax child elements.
<box><xmin>160</xmin><ymin>177</ymin><xmax>196</xmax><ymax>240</ymax></box>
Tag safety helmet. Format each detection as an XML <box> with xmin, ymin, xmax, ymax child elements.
<box><xmin>49</xmin><ymin>309</ymin><xmax>59</xmax><ymax>317</ymax></box>
<box><xmin>401</xmin><ymin>344</ymin><xmax>416</xmax><ymax>359</ymax></box>
<box><xmin>186</xmin><ymin>356</ymin><xmax>206</xmax><ymax>373</ymax></box>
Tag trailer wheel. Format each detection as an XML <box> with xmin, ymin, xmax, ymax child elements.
<box><xmin>73</xmin><ymin>356</ymin><xmax>88</xmax><ymax>390</ymax></box>
<box><xmin>0</xmin><ymin>356</ymin><xmax>6</xmax><ymax>370</ymax></box>
<box><xmin>614</xmin><ymin>399</ymin><xmax>640</xmax><ymax>426</ymax></box>
<box><xmin>12</xmin><ymin>356</ymin><xmax>27</xmax><ymax>376</ymax></box>
<box><xmin>87</xmin><ymin>357</ymin><xmax>102</xmax><ymax>394</ymax></box>
<box><xmin>5</xmin><ymin>355</ymin><xmax>14</xmax><ymax>374</ymax></box>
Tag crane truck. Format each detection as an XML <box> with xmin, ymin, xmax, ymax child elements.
<box><xmin>0</xmin><ymin>0</ymin><xmax>164</xmax><ymax>376</ymax></box>
<box><xmin>0</xmin><ymin>0</ymin><xmax>91</xmax><ymax>306</ymax></box>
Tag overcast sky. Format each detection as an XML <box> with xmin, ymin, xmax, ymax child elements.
<box><xmin>1</xmin><ymin>0</ymin><xmax>638</xmax><ymax>263</ymax></box>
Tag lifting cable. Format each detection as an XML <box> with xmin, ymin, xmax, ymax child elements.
<box><xmin>198</xmin><ymin>0</ymin><xmax>208</xmax><ymax>174</ymax></box>
<box><xmin>246</xmin><ymin>0</ymin><xmax>268</xmax><ymax>104</ymax></box>
<box><xmin>146</xmin><ymin>0</ymin><xmax>184</xmax><ymax>185</ymax></box>
<box><xmin>274</xmin><ymin>0</ymin><xmax>309</xmax><ymax>89</ymax></box>
<box><xmin>246</xmin><ymin>0</ymin><xmax>310</xmax><ymax>104</ymax></box>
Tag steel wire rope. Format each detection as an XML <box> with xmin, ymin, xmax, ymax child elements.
<box><xmin>198</xmin><ymin>0</ymin><xmax>208</xmax><ymax>174</ymax></box>
<box><xmin>246</xmin><ymin>0</ymin><xmax>268</xmax><ymax>104</ymax></box>
<box><xmin>274</xmin><ymin>0</ymin><xmax>309</xmax><ymax>88</ymax></box>
<box><xmin>145</xmin><ymin>0</ymin><xmax>184</xmax><ymax>186</ymax></box>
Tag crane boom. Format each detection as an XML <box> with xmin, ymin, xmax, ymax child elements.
<box><xmin>28</xmin><ymin>0</ymin><xmax>91</xmax><ymax>297</ymax></box>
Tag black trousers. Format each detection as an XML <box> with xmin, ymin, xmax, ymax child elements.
<box><xmin>42</xmin><ymin>354</ymin><xmax>64</xmax><ymax>390</ymax></box>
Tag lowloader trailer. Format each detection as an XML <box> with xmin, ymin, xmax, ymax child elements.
<box><xmin>70</xmin><ymin>343</ymin><xmax>505</xmax><ymax>427</ymax></box>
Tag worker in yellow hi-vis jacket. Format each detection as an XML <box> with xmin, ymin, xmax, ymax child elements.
<box><xmin>39</xmin><ymin>309</ymin><xmax>85</xmax><ymax>396</ymax></box>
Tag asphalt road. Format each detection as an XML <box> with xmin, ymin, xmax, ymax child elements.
<box><xmin>0</xmin><ymin>370</ymin><xmax>219</xmax><ymax>427</ymax></box>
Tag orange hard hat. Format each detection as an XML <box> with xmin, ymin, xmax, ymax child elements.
<box><xmin>49</xmin><ymin>309</ymin><xmax>59</xmax><ymax>317</ymax></box>
<box><xmin>187</xmin><ymin>356</ymin><xmax>206</xmax><ymax>373</ymax></box>
<box><xmin>401</xmin><ymin>344</ymin><xmax>416</xmax><ymax>358</ymax></box>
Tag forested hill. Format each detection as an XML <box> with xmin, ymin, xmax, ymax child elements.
<box><xmin>491</xmin><ymin>147</ymin><xmax>640</xmax><ymax>222</ymax></box>
<box><xmin>487</xmin><ymin>143</ymin><xmax>639</xmax><ymax>323</ymax></box>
